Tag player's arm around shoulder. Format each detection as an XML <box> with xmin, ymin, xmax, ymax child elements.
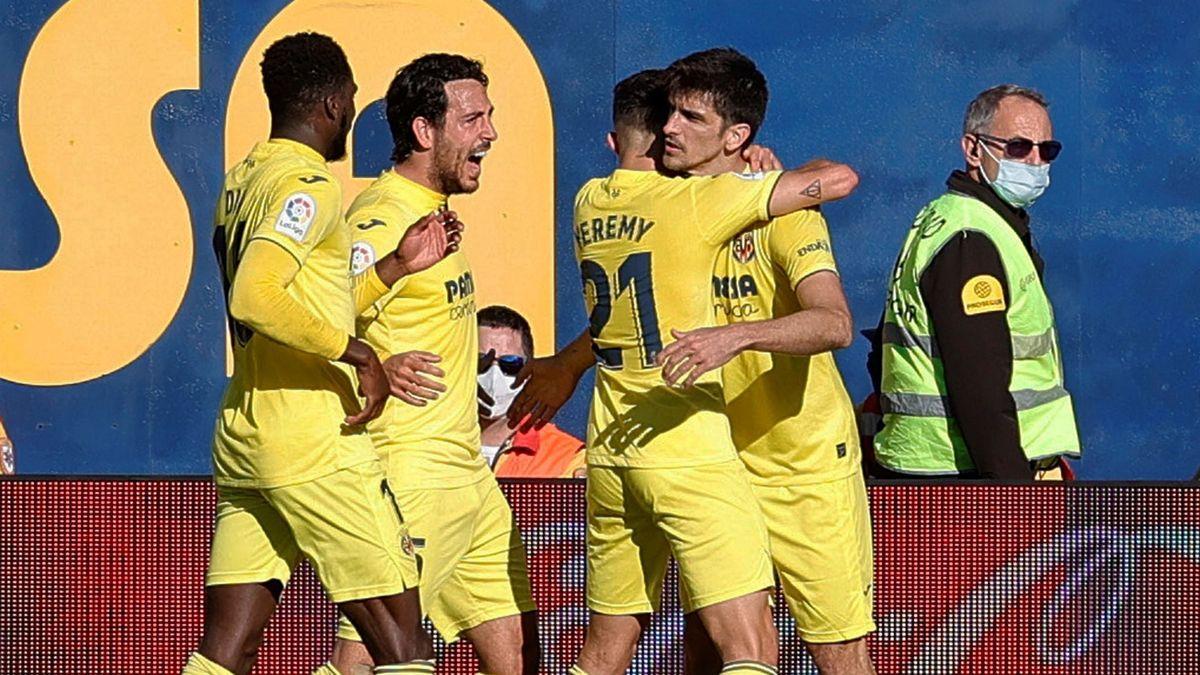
<box><xmin>767</xmin><ymin>158</ymin><xmax>859</xmax><ymax>218</ymax></box>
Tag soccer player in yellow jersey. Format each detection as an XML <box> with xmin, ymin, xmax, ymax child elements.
<box><xmin>328</xmin><ymin>54</ymin><xmax>539</xmax><ymax>675</ymax></box>
<box><xmin>559</xmin><ymin>65</ymin><xmax>859</xmax><ymax>675</ymax></box>
<box><xmin>184</xmin><ymin>34</ymin><xmax>462</xmax><ymax>675</ymax></box>
<box><xmin>652</xmin><ymin>49</ymin><xmax>877</xmax><ymax>675</ymax></box>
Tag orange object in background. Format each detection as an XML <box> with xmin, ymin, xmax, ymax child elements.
<box><xmin>493</xmin><ymin>422</ymin><xmax>584</xmax><ymax>479</ymax></box>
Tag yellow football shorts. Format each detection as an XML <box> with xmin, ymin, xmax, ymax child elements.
<box><xmin>206</xmin><ymin>460</ymin><xmax>419</xmax><ymax>604</ymax></box>
<box><xmin>338</xmin><ymin>472</ymin><xmax>535</xmax><ymax>642</ymax></box>
<box><xmin>753</xmin><ymin>470</ymin><xmax>876</xmax><ymax>643</ymax></box>
<box><xmin>586</xmin><ymin>459</ymin><xmax>774</xmax><ymax>615</ymax></box>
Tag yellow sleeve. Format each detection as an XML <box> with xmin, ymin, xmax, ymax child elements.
<box><xmin>245</xmin><ymin>172</ymin><xmax>342</xmax><ymax>267</ymax></box>
<box><xmin>765</xmin><ymin>209</ymin><xmax>839</xmax><ymax>289</ymax></box>
<box><xmin>228</xmin><ymin>239</ymin><xmax>350</xmax><ymax>360</ymax></box>
<box><xmin>352</xmin><ymin>265</ymin><xmax>392</xmax><ymax>315</ymax></box>
<box><xmin>691</xmin><ymin>170</ymin><xmax>783</xmax><ymax>244</ymax></box>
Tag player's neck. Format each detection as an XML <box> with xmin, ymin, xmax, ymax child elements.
<box><xmin>480</xmin><ymin>417</ymin><xmax>514</xmax><ymax>446</ymax></box>
<box><xmin>393</xmin><ymin>155</ymin><xmax>445</xmax><ymax>196</ymax></box>
<box><xmin>617</xmin><ymin>153</ymin><xmax>657</xmax><ymax>171</ymax></box>
<box><xmin>269</xmin><ymin>123</ymin><xmax>330</xmax><ymax>161</ymax></box>
<box><xmin>688</xmin><ymin>152</ymin><xmax>742</xmax><ymax>177</ymax></box>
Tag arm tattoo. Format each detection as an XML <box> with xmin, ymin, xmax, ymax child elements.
<box><xmin>802</xmin><ymin>179</ymin><xmax>822</xmax><ymax>200</ymax></box>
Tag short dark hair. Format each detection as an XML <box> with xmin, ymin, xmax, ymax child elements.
<box><xmin>613</xmin><ymin>68</ymin><xmax>669</xmax><ymax>133</ymax></box>
<box><xmin>386</xmin><ymin>53</ymin><xmax>489</xmax><ymax>163</ymax></box>
<box><xmin>478</xmin><ymin>305</ymin><xmax>534</xmax><ymax>357</ymax></box>
<box><xmin>665</xmin><ymin>47</ymin><xmax>768</xmax><ymax>144</ymax></box>
<box><xmin>260</xmin><ymin>32</ymin><xmax>353</xmax><ymax>123</ymax></box>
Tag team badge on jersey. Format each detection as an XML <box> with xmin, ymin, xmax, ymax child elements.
<box><xmin>350</xmin><ymin>241</ymin><xmax>376</xmax><ymax>276</ymax></box>
<box><xmin>732</xmin><ymin>231</ymin><xmax>756</xmax><ymax>264</ymax></box>
<box><xmin>274</xmin><ymin>192</ymin><xmax>316</xmax><ymax>242</ymax></box>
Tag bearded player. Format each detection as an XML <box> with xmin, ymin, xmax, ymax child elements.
<box><xmin>185</xmin><ymin>33</ymin><xmax>460</xmax><ymax>675</ymax></box>
<box><xmin>328</xmin><ymin>54</ymin><xmax>539</xmax><ymax>675</ymax></box>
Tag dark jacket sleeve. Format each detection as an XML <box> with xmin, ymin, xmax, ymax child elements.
<box><xmin>920</xmin><ymin>232</ymin><xmax>1033</xmax><ymax>480</ymax></box>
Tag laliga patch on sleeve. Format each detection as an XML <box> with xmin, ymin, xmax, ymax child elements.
<box><xmin>274</xmin><ymin>192</ymin><xmax>316</xmax><ymax>242</ymax></box>
<box><xmin>350</xmin><ymin>241</ymin><xmax>376</xmax><ymax>276</ymax></box>
<box><xmin>961</xmin><ymin>274</ymin><xmax>1006</xmax><ymax>315</ymax></box>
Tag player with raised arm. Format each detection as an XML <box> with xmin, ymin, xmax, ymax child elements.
<box><xmin>183</xmin><ymin>33</ymin><xmax>459</xmax><ymax>675</ymax></box>
<box><xmin>563</xmin><ymin>63</ymin><xmax>859</xmax><ymax>675</ymax></box>
<box><xmin>328</xmin><ymin>54</ymin><xmax>540</xmax><ymax>675</ymax></box>
<box><xmin>651</xmin><ymin>48</ymin><xmax>877</xmax><ymax>675</ymax></box>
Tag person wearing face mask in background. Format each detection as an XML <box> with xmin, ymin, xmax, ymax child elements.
<box><xmin>870</xmin><ymin>84</ymin><xmax>1081</xmax><ymax>481</ymax></box>
<box><xmin>477</xmin><ymin>305</ymin><xmax>586</xmax><ymax>478</ymax></box>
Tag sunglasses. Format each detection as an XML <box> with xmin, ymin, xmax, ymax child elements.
<box><xmin>478</xmin><ymin>350</ymin><xmax>526</xmax><ymax>376</ymax></box>
<box><xmin>976</xmin><ymin>133</ymin><xmax>1062</xmax><ymax>162</ymax></box>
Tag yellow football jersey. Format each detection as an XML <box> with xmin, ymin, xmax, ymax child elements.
<box><xmin>573</xmin><ymin>168</ymin><xmax>782</xmax><ymax>468</ymax></box>
<box><xmin>212</xmin><ymin>138</ymin><xmax>374</xmax><ymax>488</ymax></box>
<box><xmin>715</xmin><ymin>209</ymin><xmax>861</xmax><ymax>485</ymax></box>
<box><xmin>348</xmin><ymin>171</ymin><xmax>488</xmax><ymax>488</ymax></box>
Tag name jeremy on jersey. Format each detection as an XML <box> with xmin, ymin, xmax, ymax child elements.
<box><xmin>575</xmin><ymin>214</ymin><xmax>655</xmax><ymax>249</ymax></box>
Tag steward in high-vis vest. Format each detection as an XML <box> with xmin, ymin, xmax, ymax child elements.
<box><xmin>873</xmin><ymin>84</ymin><xmax>1081</xmax><ymax>479</ymax></box>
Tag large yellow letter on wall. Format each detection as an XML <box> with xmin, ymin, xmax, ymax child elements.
<box><xmin>225</xmin><ymin>0</ymin><xmax>556</xmax><ymax>352</ymax></box>
<box><xmin>0</xmin><ymin>0</ymin><xmax>199</xmax><ymax>385</ymax></box>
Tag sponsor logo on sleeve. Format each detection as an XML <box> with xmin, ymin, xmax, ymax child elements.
<box><xmin>796</xmin><ymin>239</ymin><xmax>831</xmax><ymax>257</ymax></box>
<box><xmin>961</xmin><ymin>274</ymin><xmax>1006</xmax><ymax>315</ymax></box>
<box><xmin>350</xmin><ymin>241</ymin><xmax>377</xmax><ymax>275</ymax></box>
<box><xmin>274</xmin><ymin>192</ymin><xmax>316</xmax><ymax>242</ymax></box>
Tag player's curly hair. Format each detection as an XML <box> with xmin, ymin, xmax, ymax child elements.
<box><xmin>387</xmin><ymin>54</ymin><xmax>489</xmax><ymax>163</ymax></box>
<box><xmin>612</xmin><ymin>68</ymin><xmax>669</xmax><ymax>134</ymax></box>
<box><xmin>666</xmin><ymin>47</ymin><xmax>768</xmax><ymax>145</ymax></box>
<box><xmin>260</xmin><ymin>32</ymin><xmax>353</xmax><ymax>123</ymax></box>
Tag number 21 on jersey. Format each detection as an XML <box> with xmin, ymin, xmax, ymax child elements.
<box><xmin>580</xmin><ymin>252</ymin><xmax>662</xmax><ymax>370</ymax></box>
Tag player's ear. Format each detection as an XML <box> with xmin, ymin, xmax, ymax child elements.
<box><xmin>321</xmin><ymin>93</ymin><xmax>340</xmax><ymax>124</ymax></box>
<box><xmin>723</xmin><ymin>122</ymin><xmax>752</xmax><ymax>154</ymax></box>
<box><xmin>411</xmin><ymin>115</ymin><xmax>436</xmax><ymax>152</ymax></box>
<box><xmin>606</xmin><ymin>131</ymin><xmax>618</xmax><ymax>155</ymax></box>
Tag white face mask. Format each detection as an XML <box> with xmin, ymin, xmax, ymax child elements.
<box><xmin>478</xmin><ymin>363</ymin><xmax>524</xmax><ymax>420</ymax></box>
<box><xmin>980</xmin><ymin>141</ymin><xmax>1051</xmax><ymax>208</ymax></box>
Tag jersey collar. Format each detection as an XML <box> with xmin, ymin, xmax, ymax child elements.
<box><xmin>386</xmin><ymin>170</ymin><xmax>449</xmax><ymax>210</ymax></box>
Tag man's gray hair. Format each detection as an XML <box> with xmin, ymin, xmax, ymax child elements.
<box><xmin>963</xmin><ymin>84</ymin><xmax>1049</xmax><ymax>135</ymax></box>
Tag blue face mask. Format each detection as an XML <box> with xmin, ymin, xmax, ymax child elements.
<box><xmin>980</xmin><ymin>142</ymin><xmax>1051</xmax><ymax>208</ymax></box>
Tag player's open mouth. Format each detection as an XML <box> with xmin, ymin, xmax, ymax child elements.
<box><xmin>468</xmin><ymin>148</ymin><xmax>489</xmax><ymax>165</ymax></box>
<box><xmin>664</xmin><ymin>139</ymin><xmax>682</xmax><ymax>154</ymax></box>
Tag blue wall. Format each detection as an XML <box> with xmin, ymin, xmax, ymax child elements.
<box><xmin>2</xmin><ymin>0</ymin><xmax>1198</xmax><ymax>479</ymax></box>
